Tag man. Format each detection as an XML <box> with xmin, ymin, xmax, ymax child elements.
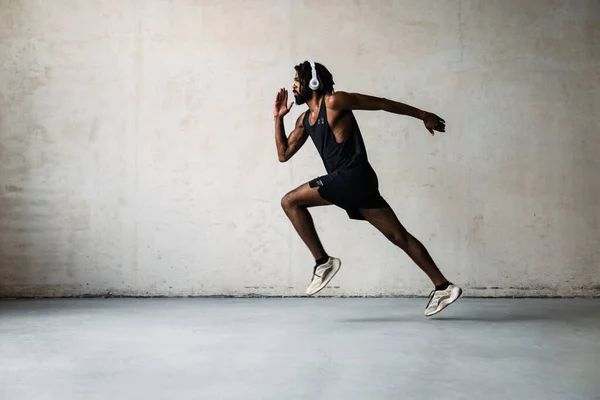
<box><xmin>273</xmin><ymin>61</ymin><xmax>462</xmax><ymax>316</ymax></box>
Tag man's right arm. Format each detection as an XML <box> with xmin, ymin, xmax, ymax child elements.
<box><xmin>275</xmin><ymin>112</ymin><xmax>308</xmax><ymax>162</ymax></box>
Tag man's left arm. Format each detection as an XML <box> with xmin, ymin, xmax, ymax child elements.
<box><xmin>326</xmin><ymin>91</ymin><xmax>445</xmax><ymax>135</ymax></box>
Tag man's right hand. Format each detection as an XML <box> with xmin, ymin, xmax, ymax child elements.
<box><xmin>274</xmin><ymin>88</ymin><xmax>294</xmax><ymax>118</ymax></box>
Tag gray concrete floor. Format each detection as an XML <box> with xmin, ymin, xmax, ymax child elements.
<box><xmin>0</xmin><ymin>298</ymin><xmax>598</xmax><ymax>400</ymax></box>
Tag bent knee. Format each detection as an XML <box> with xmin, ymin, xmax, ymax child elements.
<box><xmin>280</xmin><ymin>192</ymin><xmax>296</xmax><ymax>211</ymax></box>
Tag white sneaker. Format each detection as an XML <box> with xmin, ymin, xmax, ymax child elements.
<box><xmin>305</xmin><ymin>257</ymin><xmax>341</xmax><ymax>296</ymax></box>
<box><xmin>424</xmin><ymin>284</ymin><xmax>462</xmax><ymax>316</ymax></box>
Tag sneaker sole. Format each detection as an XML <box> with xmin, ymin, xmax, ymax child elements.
<box><xmin>425</xmin><ymin>286</ymin><xmax>463</xmax><ymax>317</ymax></box>
<box><xmin>305</xmin><ymin>258</ymin><xmax>341</xmax><ymax>296</ymax></box>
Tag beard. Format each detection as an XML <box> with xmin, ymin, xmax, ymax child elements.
<box><xmin>293</xmin><ymin>89</ymin><xmax>310</xmax><ymax>105</ymax></box>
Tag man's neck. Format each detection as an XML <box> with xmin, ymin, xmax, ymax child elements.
<box><xmin>306</xmin><ymin>93</ymin><xmax>324</xmax><ymax>114</ymax></box>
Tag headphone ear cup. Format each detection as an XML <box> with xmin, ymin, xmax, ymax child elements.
<box><xmin>309</xmin><ymin>62</ymin><xmax>319</xmax><ymax>90</ymax></box>
<box><xmin>309</xmin><ymin>77</ymin><xmax>319</xmax><ymax>90</ymax></box>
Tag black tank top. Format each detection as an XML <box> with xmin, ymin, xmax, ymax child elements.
<box><xmin>303</xmin><ymin>97</ymin><xmax>370</xmax><ymax>174</ymax></box>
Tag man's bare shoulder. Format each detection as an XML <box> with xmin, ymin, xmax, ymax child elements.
<box><xmin>295</xmin><ymin>111</ymin><xmax>307</xmax><ymax>127</ymax></box>
<box><xmin>324</xmin><ymin>91</ymin><xmax>349</xmax><ymax>110</ymax></box>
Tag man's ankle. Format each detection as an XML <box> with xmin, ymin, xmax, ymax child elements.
<box><xmin>315</xmin><ymin>255</ymin><xmax>329</xmax><ymax>266</ymax></box>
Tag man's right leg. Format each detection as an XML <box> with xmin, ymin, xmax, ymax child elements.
<box><xmin>281</xmin><ymin>182</ymin><xmax>341</xmax><ymax>295</ymax></box>
<box><xmin>359</xmin><ymin>206</ymin><xmax>448</xmax><ymax>286</ymax></box>
<box><xmin>359</xmin><ymin>206</ymin><xmax>462</xmax><ymax>316</ymax></box>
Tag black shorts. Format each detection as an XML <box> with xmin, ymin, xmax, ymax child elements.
<box><xmin>309</xmin><ymin>165</ymin><xmax>389</xmax><ymax>220</ymax></box>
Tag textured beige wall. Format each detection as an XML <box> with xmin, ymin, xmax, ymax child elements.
<box><xmin>1</xmin><ymin>0</ymin><xmax>599</xmax><ymax>297</ymax></box>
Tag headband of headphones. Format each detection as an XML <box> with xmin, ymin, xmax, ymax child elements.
<box><xmin>309</xmin><ymin>61</ymin><xmax>320</xmax><ymax>90</ymax></box>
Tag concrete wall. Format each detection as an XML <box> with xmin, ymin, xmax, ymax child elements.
<box><xmin>1</xmin><ymin>0</ymin><xmax>598</xmax><ymax>298</ymax></box>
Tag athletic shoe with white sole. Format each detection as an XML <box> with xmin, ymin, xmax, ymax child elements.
<box><xmin>305</xmin><ymin>257</ymin><xmax>341</xmax><ymax>296</ymax></box>
<box><xmin>424</xmin><ymin>283</ymin><xmax>462</xmax><ymax>316</ymax></box>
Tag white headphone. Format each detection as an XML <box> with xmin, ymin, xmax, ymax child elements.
<box><xmin>308</xmin><ymin>61</ymin><xmax>320</xmax><ymax>90</ymax></box>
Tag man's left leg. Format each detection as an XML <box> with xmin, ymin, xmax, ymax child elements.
<box><xmin>281</xmin><ymin>182</ymin><xmax>331</xmax><ymax>260</ymax></box>
<box><xmin>359</xmin><ymin>206</ymin><xmax>462</xmax><ymax>316</ymax></box>
<box><xmin>281</xmin><ymin>182</ymin><xmax>342</xmax><ymax>296</ymax></box>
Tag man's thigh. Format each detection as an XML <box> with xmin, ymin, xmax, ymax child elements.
<box><xmin>283</xmin><ymin>181</ymin><xmax>332</xmax><ymax>208</ymax></box>
<box><xmin>359</xmin><ymin>206</ymin><xmax>408</xmax><ymax>238</ymax></box>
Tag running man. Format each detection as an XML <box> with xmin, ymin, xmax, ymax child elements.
<box><xmin>273</xmin><ymin>61</ymin><xmax>462</xmax><ymax>316</ymax></box>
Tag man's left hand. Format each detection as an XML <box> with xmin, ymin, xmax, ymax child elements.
<box><xmin>423</xmin><ymin>112</ymin><xmax>445</xmax><ymax>135</ymax></box>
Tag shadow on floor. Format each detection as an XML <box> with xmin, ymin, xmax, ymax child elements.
<box><xmin>340</xmin><ymin>299</ymin><xmax>599</xmax><ymax>324</ymax></box>
<box><xmin>2</xmin><ymin>297</ymin><xmax>599</xmax><ymax>325</ymax></box>
<box><xmin>338</xmin><ymin>315</ymin><xmax>557</xmax><ymax>323</ymax></box>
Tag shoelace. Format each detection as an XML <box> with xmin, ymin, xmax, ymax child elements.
<box><xmin>312</xmin><ymin>266</ymin><xmax>323</xmax><ymax>279</ymax></box>
<box><xmin>425</xmin><ymin>289</ymin><xmax>440</xmax><ymax>309</ymax></box>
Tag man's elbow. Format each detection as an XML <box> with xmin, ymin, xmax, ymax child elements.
<box><xmin>378</xmin><ymin>97</ymin><xmax>391</xmax><ymax>112</ymax></box>
<box><xmin>278</xmin><ymin>153</ymin><xmax>289</xmax><ymax>163</ymax></box>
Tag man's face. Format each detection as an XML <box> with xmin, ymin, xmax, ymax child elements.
<box><xmin>292</xmin><ymin>71</ymin><xmax>309</xmax><ymax>105</ymax></box>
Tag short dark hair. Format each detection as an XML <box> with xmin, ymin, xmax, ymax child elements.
<box><xmin>294</xmin><ymin>61</ymin><xmax>335</xmax><ymax>94</ymax></box>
